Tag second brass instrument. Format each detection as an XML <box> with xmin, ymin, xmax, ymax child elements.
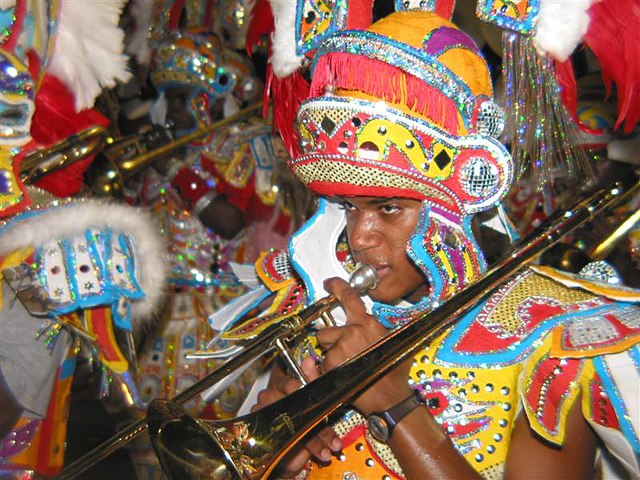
<box><xmin>84</xmin><ymin>102</ymin><xmax>263</xmax><ymax>197</ymax></box>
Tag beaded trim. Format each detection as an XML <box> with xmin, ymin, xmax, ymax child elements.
<box><xmin>293</xmin><ymin>97</ymin><xmax>513</xmax><ymax>215</ymax></box>
<box><xmin>294</xmin><ymin>0</ymin><xmax>350</xmax><ymax>55</ymax></box>
<box><xmin>476</xmin><ymin>0</ymin><xmax>541</xmax><ymax>35</ymax></box>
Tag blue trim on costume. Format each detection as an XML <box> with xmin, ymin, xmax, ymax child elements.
<box><xmin>111</xmin><ymin>300</ymin><xmax>133</xmax><ymax>331</ymax></box>
<box><xmin>373</xmin><ymin>203</ymin><xmax>438</xmax><ymax>328</ymax></box>
<box><xmin>60</xmin><ymin>356</ymin><xmax>77</xmax><ymax>380</ymax></box>
<box><xmin>438</xmin><ymin>303</ymin><xmax>636</xmax><ymax>366</ymax></box>
<box><xmin>115</xmin><ymin>232</ymin><xmax>145</xmax><ymax>299</ymax></box>
<box><xmin>593</xmin><ymin>349</ymin><xmax>640</xmax><ymax>454</ymax></box>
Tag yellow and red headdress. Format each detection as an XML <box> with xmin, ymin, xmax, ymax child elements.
<box><xmin>289</xmin><ymin>11</ymin><xmax>513</xmax><ymax>217</ymax></box>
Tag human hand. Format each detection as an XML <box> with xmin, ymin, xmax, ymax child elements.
<box><xmin>253</xmin><ymin>357</ymin><xmax>342</xmax><ymax>478</ymax></box>
<box><xmin>317</xmin><ymin>277</ymin><xmax>414</xmax><ymax>415</ymax></box>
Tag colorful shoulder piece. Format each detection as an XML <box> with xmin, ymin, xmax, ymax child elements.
<box><xmin>221</xmin><ymin>249</ymin><xmax>307</xmax><ymax>341</ymax></box>
<box><xmin>438</xmin><ymin>267</ymin><xmax>640</xmax><ymax>367</ymax></box>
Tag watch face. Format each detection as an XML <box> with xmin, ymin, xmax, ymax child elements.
<box><xmin>367</xmin><ymin>415</ymin><xmax>390</xmax><ymax>443</ymax></box>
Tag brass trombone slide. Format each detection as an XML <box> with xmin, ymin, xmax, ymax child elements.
<box><xmin>86</xmin><ymin>101</ymin><xmax>263</xmax><ymax>197</ymax></box>
<box><xmin>145</xmin><ymin>178</ymin><xmax>637</xmax><ymax>480</ymax></box>
<box><xmin>54</xmin><ymin>262</ymin><xmax>377</xmax><ymax>480</ymax></box>
<box><xmin>19</xmin><ymin>125</ymin><xmax>109</xmax><ymax>184</ymax></box>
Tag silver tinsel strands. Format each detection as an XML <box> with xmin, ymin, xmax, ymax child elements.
<box><xmin>502</xmin><ymin>32</ymin><xmax>595</xmax><ymax>197</ymax></box>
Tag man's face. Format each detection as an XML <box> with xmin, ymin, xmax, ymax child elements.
<box><xmin>341</xmin><ymin>196</ymin><xmax>427</xmax><ymax>304</ymax></box>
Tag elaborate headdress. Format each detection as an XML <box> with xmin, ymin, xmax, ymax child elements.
<box><xmin>150</xmin><ymin>30</ymin><xmax>261</xmax><ymax>131</ymax></box>
<box><xmin>291</xmin><ymin>11</ymin><xmax>513</xmax><ymax>217</ymax></box>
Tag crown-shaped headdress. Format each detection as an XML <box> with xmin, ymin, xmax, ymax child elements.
<box><xmin>289</xmin><ymin>11</ymin><xmax>513</xmax><ymax>217</ymax></box>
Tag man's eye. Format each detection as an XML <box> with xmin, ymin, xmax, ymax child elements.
<box><xmin>381</xmin><ymin>204</ymin><xmax>399</xmax><ymax>214</ymax></box>
<box><xmin>339</xmin><ymin>202</ymin><xmax>356</xmax><ymax>212</ymax></box>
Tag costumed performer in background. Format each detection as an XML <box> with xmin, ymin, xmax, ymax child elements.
<box><xmin>0</xmin><ymin>1</ymin><xmax>168</xmax><ymax>477</ymax></box>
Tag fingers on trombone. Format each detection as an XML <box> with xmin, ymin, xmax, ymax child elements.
<box><xmin>306</xmin><ymin>426</ymin><xmax>342</xmax><ymax>463</ymax></box>
<box><xmin>323</xmin><ymin>277</ymin><xmax>368</xmax><ymax>318</ymax></box>
<box><xmin>300</xmin><ymin>355</ymin><xmax>321</xmax><ymax>381</ymax></box>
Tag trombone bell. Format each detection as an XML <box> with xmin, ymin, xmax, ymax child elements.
<box><xmin>148</xmin><ymin>399</ymin><xmax>278</xmax><ymax>480</ymax></box>
<box><xmin>148</xmin><ymin>399</ymin><xmax>241</xmax><ymax>480</ymax></box>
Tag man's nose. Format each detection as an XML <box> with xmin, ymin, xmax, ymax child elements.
<box><xmin>348</xmin><ymin>213</ymin><xmax>381</xmax><ymax>252</ymax></box>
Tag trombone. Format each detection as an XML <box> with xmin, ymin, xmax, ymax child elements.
<box><xmin>144</xmin><ymin>177</ymin><xmax>639</xmax><ymax>480</ymax></box>
<box><xmin>19</xmin><ymin>125</ymin><xmax>109</xmax><ymax>184</ymax></box>
<box><xmin>54</xmin><ymin>176</ymin><xmax>638</xmax><ymax>480</ymax></box>
<box><xmin>85</xmin><ymin>102</ymin><xmax>263</xmax><ymax>197</ymax></box>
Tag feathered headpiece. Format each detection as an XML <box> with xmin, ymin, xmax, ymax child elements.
<box><xmin>47</xmin><ymin>0</ymin><xmax>131</xmax><ymax>112</ymax></box>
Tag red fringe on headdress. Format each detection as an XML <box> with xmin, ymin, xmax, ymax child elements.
<box><xmin>29</xmin><ymin>74</ymin><xmax>109</xmax><ymax>197</ymax></box>
<box><xmin>245</xmin><ymin>0</ymin><xmax>274</xmax><ymax>57</ymax></box>
<box><xmin>311</xmin><ymin>53</ymin><xmax>462</xmax><ymax>134</ymax></box>
<box><xmin>584</xmin><ymin>0</ymin><xmax>640</xmax><ymax>133</ymax></box>
<box><xmin>268</xmin><ymin>67</ymin><xmax>310</xmax><ymax>158</ymax></box>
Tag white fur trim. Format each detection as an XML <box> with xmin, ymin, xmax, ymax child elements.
<box><xmin>268</xmin><ymin>0</ymin><xmax>305</xmax><ymax>78</ymax></box>
<box><xmin>0</xmin><ymin>200</ymin><xmax>168</xmax><ymax>324</ymax></box>
<box><xmin>48</xmin><ymin>0</ymin><xmax>132</xmax><ymax>111</ymax></box>
<box><xmin>532</xmin><ymin>0</ymin><xmax>596</xmax><ymax>61</ymax></box>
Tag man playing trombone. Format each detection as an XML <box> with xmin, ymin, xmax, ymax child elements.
<box><xmin>247</xmin><ymin>6</ymin><xmax>640</xmax><ymax>480</ymax></box>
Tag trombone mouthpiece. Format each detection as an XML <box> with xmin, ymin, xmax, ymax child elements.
<box><xmin>349</xmin><ymin>263</ymin><xmax>379</xmax><ymax>293</ymax></box>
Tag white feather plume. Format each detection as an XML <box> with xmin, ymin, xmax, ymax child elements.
<box><xmin>1</xmin><ymin>200</ymin><xmax>169</xmax><ymax>325</ymax></box>
<box><xmin>48</xmin><ymin>0</ymin><xmax>132</xmax><ymax>112</ymax></box>
<box><xmin>532</xmin><ymin>0</ymin><xmax>596</xmax><ymax>61</ymax></box>
<box><xmin>268</xmin><ymin>0</ymin><xmax>305</xmax><ymax>78</ymax></box>
<box><xmin>126</xmin><ymin>0</ymin><xmax>154</xmax><ymax>66</ymax></box>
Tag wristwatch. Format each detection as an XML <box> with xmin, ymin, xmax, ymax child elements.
<box><xmin>366</xmin><ymin>390</ymin><xmax>426</xmax><ymax>443</ymax></box>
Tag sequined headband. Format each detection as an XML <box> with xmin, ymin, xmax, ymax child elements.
<box><xmin>292</xmin><ymin>96</ymin><xmax>513</xmax><ymax>215</ymax></box>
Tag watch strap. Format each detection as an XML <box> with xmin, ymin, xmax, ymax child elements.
<box><xmin>367</xmin><ymin>389</ymin><xmax>426</xmax><ymax>442</ymax></box>
<box><xmin>385</xmin><ymin>390</ymin><xmax>425</xmax><ymax>427</ymax></box>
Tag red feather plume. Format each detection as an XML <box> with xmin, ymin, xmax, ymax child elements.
<box><xmin>29</xmin><ymin>74</ymin><xmax>110</xmax><ymax>197</ymax></box>
<box><xmin>584</xmin><ymin>0</ymin><xmax>640</xmax><ymax>133</ymax></box>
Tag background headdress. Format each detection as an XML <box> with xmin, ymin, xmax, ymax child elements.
<box><xmin>1</xmin><ymin>0</ymin><xmax>130</xmax><ymax>200</ymax></box>
<box><xmin>479</xmin><ymin>0</ymin><xmax>640</xmax><ymax>172</ymax></box>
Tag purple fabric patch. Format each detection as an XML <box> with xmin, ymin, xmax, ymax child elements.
<box><xmin>0</xmin><ymin>419</ymin><xmax>40</xmax><ymax>458</ymax></box>
<box><xmin>424</xmin><ymin>27</ymin><xmax>480</xmax><ymax>56</ymax></box>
